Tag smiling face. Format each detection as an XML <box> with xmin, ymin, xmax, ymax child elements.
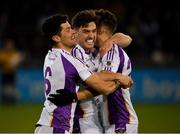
<box><xmin>59</xmin><ymin>21</ymin><xmax>77</xmax><ymax>48</ymax></box>
<box><xmin>76</xmin><ymin>22</ymin><xmax>97</xmax><ymax>51</ymax></box>
<box><xmin>52</xmin><ymin>21</ymin><xmax>77</xmax><ymax>51</ymax></box>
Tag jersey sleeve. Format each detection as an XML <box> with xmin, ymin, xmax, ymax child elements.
<box><xmin>74</xmin><ymin>57</ymin><xmax>92</xmax><ymax>81</ymax></box>
<box><xmin>72</xmin><ymin>47</ymin><xmax>85</xmax><ymax>61</ymax></box>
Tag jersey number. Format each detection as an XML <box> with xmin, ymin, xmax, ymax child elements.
<box><xmin>44</xmin><ymin>66</ymin><xmax>52</xmax><ymax>95</ymax></box>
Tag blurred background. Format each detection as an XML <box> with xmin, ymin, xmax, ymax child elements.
<box><xmin>0</xmin><ymin>0</ymin><xmax>180</xmax><ymax>133</ymax></box>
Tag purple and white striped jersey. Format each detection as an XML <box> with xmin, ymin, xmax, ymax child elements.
<box><xmin>36</xmin><ymin>48</ymin><xmax>92</xmax><ymax>132</ymax></box>
<box><xmin>98</xmin><ymin>44</ymin><xmax>138</xmax><ymax>132</ymax></box>
<box><xmin>71</xmin><ymin>44</ymin><xmax>100</xmax><ymax>117</ymax></box>
<box><xmin>72</xmin><ymin>44</ymin><xmax>99</xmax><ymax>72</ymax></box>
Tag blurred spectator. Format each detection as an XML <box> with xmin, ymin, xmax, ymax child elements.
<box><xmin>0</xmin><ymin>38</ymin><xmax>24</xmax><ymax>104</ymax></box>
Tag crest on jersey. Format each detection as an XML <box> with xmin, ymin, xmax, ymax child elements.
<box><xmin>106</xmin><ymin>61</ymin><xmax>111</xmax><ymax>66</ymax></box>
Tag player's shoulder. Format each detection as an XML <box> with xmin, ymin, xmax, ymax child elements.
<box><xmin>50</xmin><ymin>48</ymin><xmax>75</xmax><ymax>62</ymax></box>
<box><xmin>102</xmin><ymin>44</ymin><xmax>129</xmax><ymax>59</ymax></box>
<box><xmin>113</xmin><ymin>44</ymin><xmax>128</xmax><ymax>55</ymax></box>
<box><xmin>105</xmin><ymin>44</ymin><xmax>119</xmax><ymax>55</ymax></box>
<box><xmin>72</xmin><ymin>44</ymin><xmax>85</xmax><ymax>55</ymax></box>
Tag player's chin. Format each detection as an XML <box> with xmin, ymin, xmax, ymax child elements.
<box><xmin>86</xmin><ymin>43</ymin><xmax>94</xmax><ymax>49</ymax></box>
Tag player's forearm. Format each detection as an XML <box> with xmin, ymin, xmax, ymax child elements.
<box><xmin>77</xmin><ymin>89</ymin><xmax>94</xmax><ymax>101</ymax></box>
<box><xmin>85</xmin><ymin>73</ymin><xmax>118</xmax><ymax>95</ymax></box>
<box><xmin>110</xmin><ymin>33</ymin><xmax>132</xmax><ymax>48</ymax></box>
<box><xmin>96</xmin><ymin>71</ymin><xmax>121</xmax><ymax>81</ymax></box>
<box><xmin>97</xmin><ymin>71</ymin><xmax>134</xmax><ymax>88</ymax></box>
<box><xmin>91</xmin><ymin>80</ymin><xmax>117</xmax><ymax>95</ymax></box>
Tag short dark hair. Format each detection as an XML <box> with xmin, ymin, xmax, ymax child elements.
<box><xmin>42</xmin><ymin>14</ymin><xmax>68</xmax><ymax>45</ymax></box>
<box><xmin>72</xmin><ymin>10</ymin><xmax>98</xmax><ymax>29</ymax></box>
<box><xmin>95</xmin><ymin>9</ymin><xmax>117</xmax><ymax>34</ymax></box>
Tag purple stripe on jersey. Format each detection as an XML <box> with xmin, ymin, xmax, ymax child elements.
<box><xmin>72</xmin><ymin>47</ymin><xmax>85</xmax><ymax>62</ymax></box>
<box><xmin>107</xmin><ymin>46</ymin><xmax>130</xmax><ymax>130</ymax></box>
<box><xmin>106</xmin><ymin>45</ymin><xmax>115</xmax><ymax>61</ymax></box>
<box><xmin>62</xmin><ymin>54</ymin><xmax>84</xmax><ymax>132</ymax></box>
<box><xmin>107</xmin><ymin>67</ymin><xmax>111</xmax><ymax>71</ymax></box>
<box><xmin>78</xmin><ymin>49</ymin><xmax>84</xmax><ymax>61</ymax></box>
<box><xmin>108</xmin><ymin>50</ymin><xmax>112</xmax><ymax>61</ymax></box>
<box><xmin>53</xmin><ymin>127</ymin><xmax>65</xmax><ymax>133</ymax></box>
<box><xmin>72</xmin><ymin>47</ymin><xmax>78</xmax><ymax>57</ymax></box>
<box><xmin>127</xmin><ymin>59</ymin><xmax>132</xmax><ymax>76</ymax></box>
<box><xmin>118</xmin><ymin>47</ymin><xmax>125</xmax><ymax>73</ymax></box>
<box><xmin>106</xmin><ymin>50</ymin><xmax>111</xmax><ymax>60</ymax></box>
<box><xmin>74</xmin><ymin>56</ymin><xmax>86</xmax><ymax>65</ymax></box>
<box><xmin>51</xmin><ymin>55</ymin><xmax>80</xmax><ymax>131</ymax></box>
<box><xmin>107</xmin><ymin>88</ymin><xmax>129</xmax><ymax>130</ymax></box>
<box><xmin>117</xmin><ymin>47</ymin><xmax>130</xmax><ymax>124</ymax></box>
<box><xmin>127</xmin><ymin>59</ymin><xmax>131</xmax><ymax>70</ymax></box>
<box><xmin>72</xmin><ymin>103</ymin><xmax>83</xmax><ymax>133</ymax></box>
<box><xmin>72</xmin><ymin>48</ymin><xmax>86</xmax><ymax>65</ymax></box>
<box><xmin>105</xmin><ymin>66</ymin><xmax>111</xmax><ymax>71</ymax></box>
<box><xmin>111</xmin><ymin>44</ymin><xmax>115</xmax><ymax>61</ymax></box>
<box><xmin>52</xmin><ymin>105</ymin><xmax>72</xmax><ymax>131</ymax></box>
<box><xmin>61</xmin><ymin>55</ymin><xmax>78</xmax><ymax>93</ymax></box>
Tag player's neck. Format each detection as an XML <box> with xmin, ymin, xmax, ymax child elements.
<box><xmin>53</xmin><ymin>44</ymin><xmax>72</xmax><ymax>52</ymax></box>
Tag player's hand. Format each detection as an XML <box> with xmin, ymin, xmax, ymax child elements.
<box><xmin>99</xmin><ymin>39</ymin><xmax>113</xmax><ymax>57</ymax></box>
<box><xmin>117</xmin><ymin>75</ymin><xmax>133</xmax><ymax>89</ymax></box>
<box><xmin>48</xmin><ymin>89</ymin><xmax>78</xmax><ymax>106</ymax></box>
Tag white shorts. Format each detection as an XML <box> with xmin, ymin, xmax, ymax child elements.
<box><xmin>34</xmin><ymin>126</ymin><xmax>70</xmax><ymax>134</ymax></box>
<box><xmin>79</xmin><ymin>114</ymin><xmax>103</xmax><ymax>133</ymax></box>
<box><xmin>105</xmin><ymin>123</ymin><xmax>138</xmax><ymax>134</ymax></box>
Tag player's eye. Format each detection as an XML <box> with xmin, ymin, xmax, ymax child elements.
<box><xmin>82</xmin><ymin>29</ymin><xmax>89</xmax><ymax>34</ymax></box>
<box><xmin>92</xmin><ymin>29</ymin><xmax>97</xmax><ymax>33</ymax></box>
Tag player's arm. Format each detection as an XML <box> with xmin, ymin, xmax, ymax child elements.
<box><xmin>48</xmin><ymin>71</ymin><xmax>133</xmax><ymax>105</ymax></box>
<box><xmin>110</xmin><ymin>32</ymin><xmax>132</xmax><ymax>48</ymax></box>
<box><xmin>48</xmin><ymin>86</ymin><xmax>99</xmax><ymax>106</ymax></box>
<box><xmin>84</xmin><ymin>72</ymin><xmax>118</xmax><ymax>95</ymax></box>
<box><xmin>48</xmin><ymin>71</ymin><xmax>132</xmax><ymax>106</ymax></box>
<box><xmin>48</xmin><ymin>72</ymin><xmax>119</xmax><ymax>106</ymax></box>
<box><xmin>76</xmin><ymin>87</ymin><xmax>98</xmax><ymax>100</ymax></box>
<box><xmin>99</xmin><ymin>33</ymin><xmax>132</xmax><ymax>57</ymax></box>
<box><xmin>77</xmin><ymin>71</ymin><xmax>133</xmax><ymax>101</ymax></box>
<box><xmin>96</xmin><ymin>70</ymin><xmax>133</xmax><ymax>88</ymax></box>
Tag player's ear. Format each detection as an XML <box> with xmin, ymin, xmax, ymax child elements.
<box><xmin>52</xmin><ymin>35</ymin><xmax>61</xmax><ymax>43</ymax></box>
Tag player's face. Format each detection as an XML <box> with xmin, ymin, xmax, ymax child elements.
<box><xmin>76</xmin><ymin>22</ymin><xmax>97</xmax><ymax>51</ymax></box>
<box><xmin>59</xmin><ymin>21</ymin><xmax>77</xmax><ymax>48</ymax></box>
<box><xmin>96</xmin><ymin>26</ymin><xmax>104</xmax><ymax>48</ymax></box>
<box><xmin>96</xmin><ymin>26</ymin><xmax>108</xmax><ymax>48</ymax></box>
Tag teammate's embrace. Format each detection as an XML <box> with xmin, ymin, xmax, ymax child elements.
<box><xmin>34</xmin><ymin>14</ymin><xmax>133</xmax><ymax>134</ymax></box>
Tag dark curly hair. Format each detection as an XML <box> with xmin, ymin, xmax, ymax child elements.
<box><xmin>42</xmin><ymin>14</ymin><xmax>68</xmax><ymax>45</ymax></box>
<box><xmin>71</xmin><ymin>10</ymin><xmax>98</xmax><ymax>29</ymax></box>
<box><xmin>95</xmin><ymin>9</ymin><xmax>117</xmax><ymax>34</ymax></box>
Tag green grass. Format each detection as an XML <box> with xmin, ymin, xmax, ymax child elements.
<box><xmin>135</xmin><ymin>103</ymin><xmax>180</xmax><ymax>133</ymax></box>
<box><xmin>0</xmin><ymin>104</ymin><xmax>43</xmax><ymax>133</ymax></box>
<box><xmin>0</xmin><ymin>103</ymin><xmax>180</xmax><ymax>133</ymax></box>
